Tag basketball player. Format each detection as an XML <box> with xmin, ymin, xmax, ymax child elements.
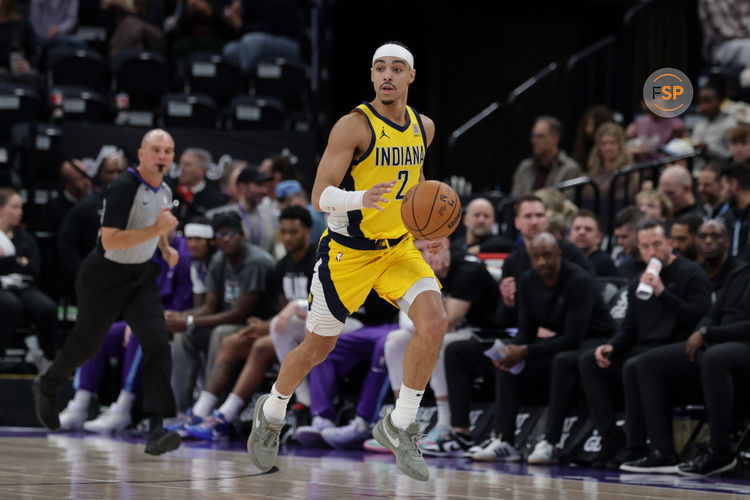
<box><xmin>248</xmin><ymin>42</ymin><xmax>446</xmax><ymax>481</ymax></box>
<box><xmin>33</xmin><ymin>129</ymin><xmax>183</xmax><ymax>456</ymax></box>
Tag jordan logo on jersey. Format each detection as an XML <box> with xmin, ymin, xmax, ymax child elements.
<box><xmin>379</xmin><ymin>127</ymin><xmax>390</xmax><ymax>139</ymax></box>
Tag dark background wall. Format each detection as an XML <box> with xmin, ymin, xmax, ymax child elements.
<box><xmin>325</xmin><ymin>1</ymin><xmax>636</xmax><ymax>181</ymax></box>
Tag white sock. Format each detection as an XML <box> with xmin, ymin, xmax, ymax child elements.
<box><xmin>114</xmin><ymin>390</ymin><xmax>136</xmax><ymax>413</ymax></box>
<box><xmin>436</xmin><ymin>399</ymin><xmax>451</xmax><ymax>428</ymax></box>
<box><xmin>218</xmin><ymin>393</ymin><xmax>245</xmax><ymax>422</ymax></box>
<box><xmin>71</xmin><ymin>389</ymin><xmax>92</xmax><ymax>409</ymax></box>
<box><xmin>193</xmin><ymin>391</ymin><xmax>218</xmax><ymax>418</ymax></box>
<box><xmin>390</xmin><ymin>384</ymin><xmax>424</xmax><ymax>430</ymax></box>
<box><xmin>263</xmin><ymin>383</ymin><xmax>290</xmax><ymax>422</ymax></box>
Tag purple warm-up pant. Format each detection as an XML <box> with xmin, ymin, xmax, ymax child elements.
<box><xmin>309</xmin><ymin>323</ymin><xmax>397</xmax><ymax>423</ymax></box>
<box><xmin>74</xmin><ymin>321</ymin><xmax>143</xmax><ymax>394</ymax></box>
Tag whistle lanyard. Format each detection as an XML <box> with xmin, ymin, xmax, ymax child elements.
<box><xmin>236</xmin><ymin>203</ymin><xmax>262</xmax><ymax>245</ymax></box>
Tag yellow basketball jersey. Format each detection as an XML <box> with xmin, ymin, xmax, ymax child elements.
<box><xmin>331</xmin><ymin>102</ymin><xmax>426</xmax><ymax>240</ymax></box>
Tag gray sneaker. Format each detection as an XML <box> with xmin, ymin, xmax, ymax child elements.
<box><xmin>246</xmin><ymin>394</ymin><xmax>285</xmax><ymax>472</ymax></box>
<box><xmin>372</xmin><ymin>410</ymin><xmax>429</xmax><ymax>481</ymax></box>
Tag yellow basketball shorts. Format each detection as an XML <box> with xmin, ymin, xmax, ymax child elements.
<box><xmin>305</xmin><ymin>230</ymin><xmax>439</xmax><ymax>336</ymax></box>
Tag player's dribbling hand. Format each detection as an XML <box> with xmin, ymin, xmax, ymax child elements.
<box><xmin>594</xmin><ymin>344</ymin><xmax>614</xmax><ymax>368</ymax></box>
<box><xmin>363</xmin><ymin>181</ymin><xmax>396</xmax><ymax>211</ymax></box>
<box><xmin>155</xmin><ymin>208</ymin><xmax>178</xmax><ymax>235</ymax></box>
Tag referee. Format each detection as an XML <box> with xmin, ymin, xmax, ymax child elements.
<box><xmin>33</xmin><ymin>129</ymin><xmax>183</xmax><ymax>455</ymax></box>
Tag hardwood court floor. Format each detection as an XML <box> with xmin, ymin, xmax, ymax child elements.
<box><xmin>0</xmin><ymin>434</ymin><xmax>748</xmax><ymax>499</ymax></box>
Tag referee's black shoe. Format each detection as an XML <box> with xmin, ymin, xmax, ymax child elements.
<box><xmin>145</xmin><ymin>427</ymin><xmax>182</xmax><ymax>456</ymax></box>
<box><xmin>32</xmin><ymin>376</ymin><xmax>60</xmax><ymax>430</ymax></box>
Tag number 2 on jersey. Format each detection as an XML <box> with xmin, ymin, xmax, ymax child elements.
<box><xmin>395</xmin><ymin>170</ymin><xmax>409</xmax><ymax>200</ymax></box>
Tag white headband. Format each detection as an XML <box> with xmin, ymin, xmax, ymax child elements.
<box><xmin>184</xmin><ymin>223</ymin><xmax>214</xmax><ymax>239</ymax></box>
<box><xmin>372</xmin><ymin>44</ymin><xmax>414</xmax><ymax>69</ymax></box>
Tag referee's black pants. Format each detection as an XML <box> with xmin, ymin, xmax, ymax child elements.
<box><xmin>43</xmin><ymin>251</ymin><xmax>176</xmax><ymax>416</ymax></box>
<box><xmin>635</xmin><ymin>340</ymin><xmax>750</xmax><ymax>454</ymax></box>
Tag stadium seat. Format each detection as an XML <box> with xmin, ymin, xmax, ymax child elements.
<box><xmin>160</xmin><ymin>93</ymin><xmax>219</xmax><ymax>129</ymax></box>
<box><xmin>111</xmin><ymin>50</ymin><xmax>168</xmax><ymax>110</ymax></box>
<box><xmin>184</xmin><ymin>53</ymin><xmax>245</xmax><ymax>108</ymax></box>
<box><xmin>51</xmin><ymin>86</ymin><xmax>111</xmax><ymax>123</ymax></box>
<box><xmin>10</xmin><ymin>123</ymin><xmax>63</xmax><ymax>191</ymax></box>
<box><xmin>46</xmin><ymin>47</ymin><xmax>109</xmax><ymax>93</ymax></box>
<box><xmin>251</xmin><ymin>57</ymin><xmax>307</xmax><ymax>111</ymax></box>
<box><xmin>224</xmin><ymin>96</ymin><xmax>287</xmax><ymax>131</ymax></box>
<box><xmin>0</xmin><ymin>83</ymin><xmax>43</xmax><ymax>139</ymax></box>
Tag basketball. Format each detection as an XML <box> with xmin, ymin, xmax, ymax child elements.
<box><xmin>400</xmin><ymin>180</ymin><xmax>462</xmax><ymax>240</ymax></box>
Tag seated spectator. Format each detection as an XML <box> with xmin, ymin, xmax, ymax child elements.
<box><xmin>534</xmin><ymin>187</ymin><xmax>578</xmax><ymax>235</ymax></box>
<box><xmin>57</xmin><ymin>233</ymin><xmax>192</xmax><ymax>431</ymax></box>
<box><xmin>579</xmin><ymin>220</ymin><xmax>711</xmax><ymax>470</ymax></box>
<box><xmin>183</xmin><ymin>217</ymin><xmax>217</xmax><ymax>307</ymax></box>
<box><xmin>698</xmin><ymin>163</ymin><xmax>731</xmax><ymax>220</ymax></box>
<box><xmin>42</xmin><ymin>159</ymin><xmax>93</xmax><ymax>233</ymax></box>
<box><xmin>511</xmin><ymin>116</ymin><xmax>582</xmax><ymax>197</ymax></box>
<box><xmin>720</xmin><ymin>163</ymin><xmax>750</xmax><ymax>260</ymax></box>
<box><xmin>167</xmin><ymin>211</ymin><xmax>276</xmax><ymax>412</ymax></box>
<box><xmin>658</xmin><ymin>164</ymin><xmax>706</xmax><ymax>219</ymax></box>
<box><xmin>697</xmin><ymin>219</ymin><xmax>744</xmax><ymax>297</ymax></box>
<box><xmin>0</xmin><ymin>0</ymin><xmax>41</xmax><ymax>90</ymax></box>
<box><xmin>207</xmin><ymin>167</ymin><xmax>277</xmax><ymax>257</ymax></box>
<box><xmin>691</xmin><ymin>83</ymin><xmax>736</xmax><ymax>162</ymax></box>
<box><xmin>571</xmin><ymin>105</ymin><xmax>613</xmax><ymax>167</ymax></box>
<box><xmin>221</xmin><ymin>0</ymin><xmax>301</xmax><ymax>75</ymax></box>
<box><xmin>381</xmin><ymin>238</ymin><xmax>500</xmax><ymax>456</ymax></box>
<box><xmin>669</xmin><ymin>213</ymin><xmax>703</xmax><ymax>262</ymax></box>
<box><xmin>57</xmin><ymin>153</ymin><xmax>127</xmax><ymax>301</ymax></box>
<box><xmin>104</xmin><ymin>0</ymin><xmax>167</xmax><ymax>56</ymax></box>
<box><xmin>569</xmin><ymin>210</ymin><xmax>617</xmax><ymax>277</ymax></box>
<box><xmin>295</xmin><ymin>294</ymin><xmax>398</xmax><ymax>449</ymax></box>
<box><xmin>636</xmin><ymin>189</ymin><xmax>672</xmax><ymax>223</ymax></box>
<box><xmin>259</xmin><ymin>153</ymin><xmax>297</xmax><ymax>215</ymax></box>
<box><xmin>168</xmin><ymin>206</ymin><xmax>315</xmax><ymax>437</ymax></box>
<box><xmin>498</xmin><ymin>195</ymin><xmax>594</xmax><ymax>327</ymax></box>
<box><xmin>472</xmin><ymin>233</ymin><xmax>615</xmax><ymax>463</ymax></box>
<box><xmin>623</xmin><ymin>262</ymin><xmax>750</xmax><ymax>475</ymax></box>
<box><xmin>29</xmin><ymin>0</ymin><xmax>85</xmax><ymax>49</ymax></box>
<box><xmin>626</xmin><ymin>99</ymin><xmax>687</xmax><ymax>162</ymax></box>
<box><xmin>277</xmin><ymin>181</ymin><xmax>326</xmax><ymax>247</ymax></box>
<box><xmin>612</xmin><ymin>206</ymin><xmax>646</xmax><ymax>279</ymax></box>
<box><xmin>170</xmin><ymin>148</ymin><xmax>228</xmax><ymax>224</ymax></box>
<box><xmin>728</xmin><ymin>124</ymin><xmax>750</xmax><ymax>165</ymax></box>
<box><xmin>587</xmin><ymin>122</ymin><xmax>635</xmax><ymax>199</ymax></box>
<box><xmin>169</xmin><ymin>0</ymin><xmax>236</xmax><ymax>59</ymax></box>
<box><xmin>0</xmin><ymin>188</ymin><xmax>59</xmax><ymax>373</ymax></box>
<box><xmin>449</xmin><ymin>197</ymin><xmax>512</xmax><ymax>257</ymax></box>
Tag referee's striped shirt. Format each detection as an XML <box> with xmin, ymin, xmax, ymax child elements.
<box><xmin>97</xmin><ymin>167</ymin><xmax>172</xmax><ymax>264</ymax></box>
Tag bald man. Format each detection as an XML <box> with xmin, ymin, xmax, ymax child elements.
<box><xmin>658</xmin><ymin>165</ymin><xmax>705</xmax><ymax>219</ymax></box>
<box><xmin>34</xmin><ymin>129</ymin><xmax>183</xmax><ymax>456</ymax></box>
<box><xmin>450</xmin><ymin>197</ymin><xmax>512</xmax><ymax>256</ymax></box>
<box><xmin>697</xmin><ymin>219</ymin><xmax>744</xmax><ymax>295</ymax></box>
<box><xmin>473</xmin><ymin>232</ymin><xmax>614</xmax><ymax>463</ymax></box>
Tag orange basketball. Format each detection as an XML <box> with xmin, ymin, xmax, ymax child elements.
<box><xmin>400</xmin><ymin>180</ymin><xmax>462</xmax><ymax>240</ymax></box>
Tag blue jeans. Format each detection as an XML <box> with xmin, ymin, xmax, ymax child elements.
<box><xmin>223</xmin><ymin>32</ymin><xmax>300</xmax><ymax>74</ymax></box>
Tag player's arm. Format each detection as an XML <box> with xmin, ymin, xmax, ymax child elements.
<box><xmin>312</xmin><ymin>113</ymin><xmax>396</xmax><ymax>213</ymax></box>
<box><xmin>418</xmin><ymin>114</ymin><xmax>435</xmax><ymax>183</ymax></box>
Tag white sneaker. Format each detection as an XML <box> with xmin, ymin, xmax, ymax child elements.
<box><xmin>295</xmin><ymin>416</ymin><xmax>335</xmax><ymax>447</ymax></box>
<box><xmin>83</xmin><ymin>406</ymin><xmax>132</xmax><ymax>433</ymax></box>
<box><xmin>471</xmin><ymin>437</ymin><xmax>521</xmax><ymax>462</ymax></box>
<box><xmin>527</xmin><ymin>439</ymin><xmax>556</xmax><ymax>464</ymax></box>
<box><xmin>59</xmin><ymin>401</ymin><xmax>88</xmax><ymax>431</ymax></box>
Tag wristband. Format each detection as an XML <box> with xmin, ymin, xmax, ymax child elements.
<box><xmin>319</xmin><ymin>185</ymin><xmax>366</xmax><ymax>213</ymax></box>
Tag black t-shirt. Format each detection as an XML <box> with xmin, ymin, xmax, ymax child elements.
<box><xmin>699</xmin><ymin>263</ymin><xmax>750</xmax><ymax>343</ymax></box>
<box><xmin>442</xmin><ymin>253</ymin><xmax>500</xmax><ymax>330</ymax></box>
<box><xmin>589</xmin><ymin>249</ymin><xmax>618</xmax><ymax>278</ymax></box>
<box><xmin>617</xmin><ymin>255</ymin><xmax>647</xmax><ymax>280</ymax></box>
<box><xmin>514</xmin><ymin>260</ymin><xmax>615</xmax><ymax>359</ymax></box>
<box><xmin>273</xmin><ymin>244</ymin><xmax>316</xmax><ymax>305</ymax></box>
<box><xmin>702</xmin><ymin>255</ymin><xmax>744</xmax><ymax>295</ymax></box>
<box><xmin>58</xmin><ymin>191</ymin><xmax>104</xmax><ymax>277</ymax></box>
<box><xmin>609</xmin><ymin>256</ymin><xmax>712</xmax><ymax>353</ymax></box>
